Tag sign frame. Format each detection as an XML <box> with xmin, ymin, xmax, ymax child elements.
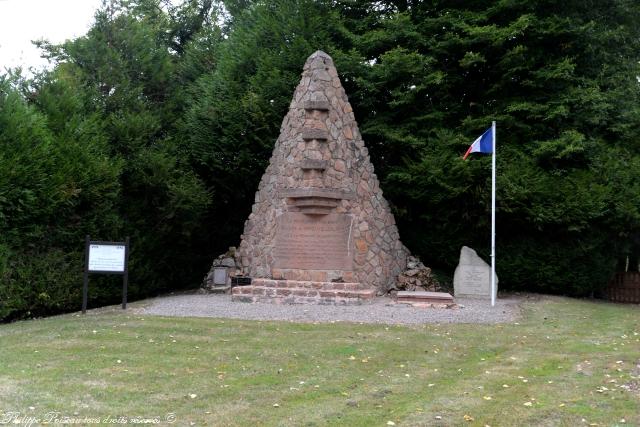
<box><xmin>82</xmin><ymin>235</ymin><xmax>130</xmax><ymax>314</ymax></box>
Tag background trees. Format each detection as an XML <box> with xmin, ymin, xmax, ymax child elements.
<box><xmin>1</xmin><ymin>0</ymin><xmax>639</xmax><ymax>320</ymax></box>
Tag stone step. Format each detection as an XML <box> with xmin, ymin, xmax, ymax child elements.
<box><xmin>251</xmin><ymin>278</ymin><xmax>369</xmax><ymax>291</ymax></box>
<box><xmin>304</xmin><ymin>100</ymin><xmax>330</xmax><ymax>111</ymax></box>
<box><xmin>232</xmin><ymin>285</ymin><xmax>375</xmax><ymax>305</ymax></box>
<box><xmin>296</xmin><ymin>207</ymin><xmax>333</xmax><ymax>215</ymax></box>
<box><xmin>291</xmin><ymin>198</ymin><xmax>338</xmax><ymax>208</ymax></box>
<box><xmin>280</xmin><ymin>187</ymin><xmax>355</xmax><ymax>200</ymax></box>
<box><xmin>301</xmin><ymin>128</ymin><xmax>329</xmax><ymax>141</ymax></box>
<box><xmin>396</xmin><ymin>291</ymin><xmax>454</xmax><ymax>304</ymax></box>
<box><xmin>300</xmin><ymin>159</ymin><xmax>328</xmax><ymax>171</ymax></box>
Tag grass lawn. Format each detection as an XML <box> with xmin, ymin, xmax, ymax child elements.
<box><xmin>0</xmin><ymin>296</ymin><xmax>638</xmax><ymax>426</ymax></box>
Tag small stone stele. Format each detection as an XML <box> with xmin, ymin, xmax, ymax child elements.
<box><xmin>453</xmin><ymin>246</ymin><xmax>497</xmax><ymax>300</ymax></box>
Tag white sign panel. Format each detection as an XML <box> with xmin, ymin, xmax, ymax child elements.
<box><xmin>88</xmin><ymin>244</ymin><xmax>126</xmax><ymax>272</ymax></box>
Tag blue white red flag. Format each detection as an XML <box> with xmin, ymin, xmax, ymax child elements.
<box><xmin>463</xmin><ymin>127</ymin><xmax>493</xmax><ymax>160</ymax></box>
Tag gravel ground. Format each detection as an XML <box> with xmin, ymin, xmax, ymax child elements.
<box><xmin>136</xmin><ymin>292</ymin><xmax>523</xmax><ymax>325</ymax></box>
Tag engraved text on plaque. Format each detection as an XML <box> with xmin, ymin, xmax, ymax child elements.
<box><xmin>274</xmin><ymin>213</ymin><xmax>354</xmax><ymax>270</ymax></box>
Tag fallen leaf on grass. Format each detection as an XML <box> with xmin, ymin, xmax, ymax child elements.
<box><xmin>189</xmin><ymin>394</ymin><xmax>197</xmax><ymax>399</ymax></box>
<box><xmin>483</xmin><ymin>396</ymin><xmax>492</xmax><ymax>400</ymax></box>
<box><xmin>523</xmin><ymin>402</ymin><xmax>532</xmax><ymax>407</ymax></box>
<box><xmin>463</xmin><ymin>415</ymin><xmax>474</xmax><ymax>421</ymax></box>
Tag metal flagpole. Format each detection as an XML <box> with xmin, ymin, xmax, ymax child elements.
<box><xmin>491</xmin><ymin>121</ymin><xmax>497</xmax><ymax>307</ymax></box>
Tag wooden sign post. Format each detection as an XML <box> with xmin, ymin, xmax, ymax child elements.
<box><xmin>82</xmin><ymin>235</ymin><xmax>130</xmax><ymax>314</ymax></box>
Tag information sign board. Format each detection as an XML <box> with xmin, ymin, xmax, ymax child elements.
<box><xmin>82</xmin><ymin>236</ymin><xmax>130</xmax><ymax>314</ymax></box>
<box><xmin>88</xmin><ymin>244</ymin><xmax>126</xmax><ymax>272</ymax></box>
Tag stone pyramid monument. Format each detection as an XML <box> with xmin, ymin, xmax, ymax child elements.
<box><xmin>231</xmin><ymin>51</ymin><xmax>408</xmax><ymax>304</ymax></box>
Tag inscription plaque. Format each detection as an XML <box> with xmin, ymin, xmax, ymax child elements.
<box><xmin>461</xmin><ymin>267</ymin><xmax>488</xmax><ymax>292</ymax></box>
<box><xmin>274</xmin><ymin>212</ymin><xmax>354</xmax><ymax>270</ymax></box>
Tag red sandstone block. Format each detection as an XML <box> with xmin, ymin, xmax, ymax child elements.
<box><xmin>331</xmin><ymin>283</ymin><xmax>345</xmax><ymax>290</ymax></box>
<box><xmin>310</xmin><ymin>271</ymin><xmax>327</xmax><ymax>282</ymax></box>
<box><xmin>272</xmin><ymin>269</ymin><xmax>284</xmax><ymax>279</ymax></box>
<box><xmin>307</xmin><ymin>290</ymin><xmax>319</xmax><ymax>297</ymax></box>
<box><xmin>286</xmin><ymin>270</ymin><xmax>301</xmax><ymax>280</ymax></box>
<box><xmin>294</xmin><ymin>289</ymin><xmax>308</xmax><ymax>297</ymax></box>
<box><xmin>319</xmin><ymin>291</ymin><xmax>336</xmax><ymax>298</ymax></box>
<box><xmin>252</xmin><ymin>288</ymin><xmax>265</xmax><ymax>295</ymax></box>
<box><xmin>311</xmin><ymin>282</ymin><xmax>323</xmax><ymax>290</ymax></box>
<box><xmin>343</xmin><ymin>272</ymin><xmax>354</xmax><ymax>282</ymax></box>
<box><xmin>276</xmin><ymin>289</ymin><xmax>292</xmax><ymax>296</ymax></box>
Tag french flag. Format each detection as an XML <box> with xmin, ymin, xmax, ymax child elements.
<box><xmin>463</xmin><ymin>127</ymin><xmax>494</xmax><ymax>160</ymax></box>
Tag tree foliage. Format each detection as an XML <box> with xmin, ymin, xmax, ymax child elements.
<box><xmin>1</xmin><ymin>0</ymin><xmax>639</xmax><ymax>320</ymax></box>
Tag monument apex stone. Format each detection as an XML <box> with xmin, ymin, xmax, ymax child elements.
<box><xmin>231</xmin><ymin>50</ymin><xmax>409</xmax><ymax>302</ymax></box>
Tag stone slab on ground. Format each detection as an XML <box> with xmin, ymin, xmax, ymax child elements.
<box><xmin>396</xmin><ymin>291</ymin><xmax>454</xmax><ymax>304</ymax></box>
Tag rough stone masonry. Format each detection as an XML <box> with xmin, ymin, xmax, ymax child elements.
<box><xmin>232</xmin><ymin>50</ymin><xmax>409</xmax><ymax>303</ymax></box>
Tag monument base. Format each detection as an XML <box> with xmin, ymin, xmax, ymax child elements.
<box><xmin>231</xmin><ymin>279</ymin><xmax>375</xmax><ymax>305</ymax></box>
